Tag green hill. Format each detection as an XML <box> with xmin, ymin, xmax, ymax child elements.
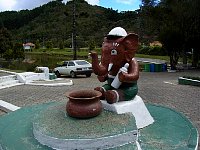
<box><xmin>0</xmin><ymin>0</ymin><xmax>139</xmax><ymax>48</ymax></box>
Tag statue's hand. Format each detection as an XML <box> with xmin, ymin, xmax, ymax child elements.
<box><xmin>118</xmin><ymin>72</ymin><xmax>127</xmax><ymax>82</ymax></box>
<box><xmin>89</xmin><ymin>51</ymin><xmax>98</xmax><ymax>58</ymax></box>
<box><xmin>97</xmin><ymin>75</ymin><xmax>108</xmax><ymax>82</ymax></box>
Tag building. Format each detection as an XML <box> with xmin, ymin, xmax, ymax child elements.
<box><xmin>23</xmin><ymin>43</ymin><xmax>35</xmax><ymax>51</ymax></box>
<box><xmin>150</xmin><ymin>41</ymin><xmax>162</xmax><ymax>47</ymax></box>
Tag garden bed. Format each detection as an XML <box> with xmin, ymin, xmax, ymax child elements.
<box><xmin>178</xmin><ymin>76</ymin><xmax>200</xmax><ymax>86</ymax></box>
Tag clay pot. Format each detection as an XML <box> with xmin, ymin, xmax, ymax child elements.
<box><xmin>66</xmin><ymin>90</ymin><xmax>102</xmax><ymax>119</ymax></box>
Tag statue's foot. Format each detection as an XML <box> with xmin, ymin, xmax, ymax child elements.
<box><xmin>105</xmin><ymin>90</ymin><xmax>118</xmax><ymax>104</ymax></box>
<box><xmin>94</xmin><ymin>87</ymin><xmax>105</xmax><ymax>100</ymax></box>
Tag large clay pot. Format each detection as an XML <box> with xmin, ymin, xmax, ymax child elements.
<box><xmin>66</xmin><ymin>90</ymin><xmax>102</xmax><ymax>119</ymax></box>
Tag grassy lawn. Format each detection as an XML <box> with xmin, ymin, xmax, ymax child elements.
<box><xmin>0</xmin><ymin>68</ymin><xmax>24</xmax><ymax>73</ymax></box>
<box><xmin>30</xmin><ymin>48</ymin><xmax>169</xmax><ymax>61</ymax></box>
<box><xmin>135</xmin><ymin>54</ymin><xmax>170</xmax><ymax>62</ymax></box>
<box><xmin>30</xmin><ymin>48</ymin><xmax>101</xmax><ymax>56</ymax></box>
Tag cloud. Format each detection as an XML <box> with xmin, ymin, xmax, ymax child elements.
<box><xmin>116</xmin><ymin>0</ymin><xmax>134</xmax><ymax>5</ymax></box>
<box><xmin>13</xmin><ymin>0</ymin><xmax>50</xmax><ymax>10</ymax></box>
<box><xmin>0</xmin><ymin>0</ymin><xmax>100</xmax><ymax>12</ymax></box>
<box><xmin>0</xmin><ymin>0</ymin><xmax>50</xmax><ymax>11</ymax></box>
<box><xmin>0</xmin><ymin>0</ymin><xmax>17</xmax><ymax>11</ymax></box>
<box><xmin>85</xmin><ymin>0</ymin><xmax>99</xmax><ymax>5</ymax></box>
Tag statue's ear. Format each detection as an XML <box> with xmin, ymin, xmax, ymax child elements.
<box><xmin>103</xmin><ymin>37</ymin><xmax>108</xmax><ymax>42</ymax></box>
<box><xmin>123</xmin><ymin>33</ymin><xmax>139</xmax><ymax>51</ymax></box>
<box><xmin>122</xmin><ymin>33</ymin><xmax>139</xmax><ymax>61</ymax></box>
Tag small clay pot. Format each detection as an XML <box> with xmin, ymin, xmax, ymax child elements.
<box><xmin>66</xmin><ymin>90</ymin><xmax>102</xmax><ymax>119</ymax></box>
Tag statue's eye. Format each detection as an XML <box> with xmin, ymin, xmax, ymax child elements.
<box><xmin>111</xmin><ymin>49</ymin><xmax>117</xmax><ymax>55</ymax></box>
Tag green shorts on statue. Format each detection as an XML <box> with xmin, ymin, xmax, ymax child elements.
<box><xmin>103</xmin><ymin>78</ymin><xmax>138</xmax><ymax>101</ymax></box>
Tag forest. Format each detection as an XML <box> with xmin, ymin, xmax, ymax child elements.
<box><xmin>0</xmin><ymin>0</ymin><xmax>200</xmax><ymax>69</ymax></box>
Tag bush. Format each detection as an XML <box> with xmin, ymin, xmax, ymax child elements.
<box><xmin>3</xmin><ymin>49</ymin><xmax>13</xmax><ymax>60</ymax></box>
<box><xmin>13</xmin><ymin>43</ymin><xmax>25</xmax><ymax>60</ymax></box>
<box><xmin>59</xmin><ymin>41</ymin><xmax>64</xmax><ymax>49</ymax></box>
<box><xmin>88</xmin><ymin>40</ymin><xmax>96</xmax><ymax>51</ymax></box>
<box><xmin>46</xmin><ymin>40</ymin><xmax>53</xmax><ymax>49</ymax></box>
<box><xmin>1</xmin><ymin>60</ymin><xmax>37</xmax><ymax>72</ymax></box>
<box><xmin>138</xmin><ymin>45</ymin><xmax>167</xmax><ymax>56</ymax></box>
<box><xmin>137</xmin><ymin>45</ymin><xmax>149</xmax><ymax>55</ymax></box>
<box><xmin>35</xmin><ymin>39</ymin><xmax>40</xmax><ymax>49</ymax></box>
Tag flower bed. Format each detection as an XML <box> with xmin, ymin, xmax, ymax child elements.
<box><xmin>178</xmin><ymin>76</ymin><xmax>200</xmax><ymax>86</ymax></box>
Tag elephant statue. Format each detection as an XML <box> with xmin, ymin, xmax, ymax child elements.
<box><xmin>90</xmin><ymin>27</ymin><xmax>139</xmax><ymax>104</ymax></box>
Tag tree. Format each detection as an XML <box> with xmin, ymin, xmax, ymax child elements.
<box><xmin>0</xmin><ymin>18</ymin><xmax>4</xmax><ymax>28</ymax></box>
<box><xmin>3</xmin><ymin>49</ymin><xmax>13</xmax><ymax>61</ymax></box>
<box><xmin>140</xmin><ymin>0</ymin><xmax>200</xmax><ymax>69</ymax></box>
<box><xmin>59</xmin><ymin>40</ymin><xmax>64</xmax><ymax>49</ymax></box>
<box><xmin>13</xmin><ymin>43</ymin><xmax>25</xmax><ymax>60</ymax></box>
<box><xmin>138</xmin><ymin>0</ymin><xmax>161</xmax><ymax>44</ymax></box>
<box><xmin>0</xmin><ymin>27</ymin><xmax>13</xmax><ymax>57</ymax></box>
<box><xmin>185</xmin><ymin>0</ymin><xmax>200</xmax><ymax>67</ymax></box>
<box><xmin>88</xmin><ymin>39</ymin><xmax>95</xmax><ymax>51</ymax></box>
<box><xmin>159</xmin><ymin>0</ymin><xmax>200</xmax><ymax>67</ymax></box>
<box><xmin>35</xmin><ymin>39</ymin><xmax>40</xmax><ymax>49</ymax></box>
<box><xmin>46</xmin><ymin>40</ymin><xmax>53</xmax><ymax>49</ymax></box>
<box><xmin>159</xmin><ymin>28</ymin><xmax>183</xmax><ymax>70</ymax></box>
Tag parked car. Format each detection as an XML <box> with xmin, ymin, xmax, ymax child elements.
<box><xmin>54</xmin><ymin>60</ymin><xmax>93</xmax><ymax>78</ymax></box>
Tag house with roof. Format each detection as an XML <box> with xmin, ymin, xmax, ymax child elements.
<box><xmin>150</xmin><ymin>41</ymin><xmax>162</xmax><ymax>47</ymax></box>
<box><xmin>23</xmin><ymin>43</ymin><xmax>35</xmax><ymax>51</ymax></box>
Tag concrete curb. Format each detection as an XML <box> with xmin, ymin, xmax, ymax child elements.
<box><xmin>0</xmin><ymin>100</ymin><xmax>20</xmax><ymax>112</ymax></box>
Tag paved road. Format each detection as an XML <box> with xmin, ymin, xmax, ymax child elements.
<box><xmin>0</xmin><ymin>70</ymin><xmax>200</xmax><ymax>148</ymax></box>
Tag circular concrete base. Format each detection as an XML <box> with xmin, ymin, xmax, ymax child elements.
<box><xmin>0</xmin><ymin>101</ymin><xmax>198</xmax><ymax>150</ymax></box>
<box><xmin>33</xmin><ymin>104</ymin><xmax>137</xmax><ymax>150</ymax></box>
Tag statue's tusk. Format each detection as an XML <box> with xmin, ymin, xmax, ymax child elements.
<box><xmin>108</xmin><ymin>63</ymin><xmax>113</xmax><ymax>71</ymax></box>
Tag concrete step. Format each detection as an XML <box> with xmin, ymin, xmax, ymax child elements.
<box><xmin>0</xmin><ymin>100</ymin><xmax>20</xmax><ymax>112</ymax></box>
<box><xmin>0</xmin><ymin>82</ymin><xmax>23</xmax><ymax>89</ymax></box>
<box><xmin>0</xmin><ymin>80</ymin><xmax>19</xmax><ymax>86</ymax></box>
<box><xmin>0</xmin><ymin>75</ymin><xmax>17</xmax><ymax>83</ymax></box>
<box><xmin>0</xmin><ymin>75</ymin><xmax>23</xmax><ymax>89</ymax></box>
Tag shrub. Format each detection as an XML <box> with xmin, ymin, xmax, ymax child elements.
<box><xmin>150</xmin><ymin>46</ymin><xmax>166</xmax><ymax>56</ymax></box>
<box><xmin>46</xmin><ymin>40</ymin><xmax>53</xmax><ymax>49</ymax></box>
<box><xmin>13</xmin><ymin>43</ymin><xmax>25</xmax><ymax>60</ymax></box>
<box><xmin>137</xmin><ymin>45</ymin><xmax>149</xmax><ymax>55</ymax></box>
<box><xmin>35</xmin><ymin>39</ymin><xmax>40</xmax><ymax>49</ymax></box>
<box><xmin>59</xmin><ymin>41</ymin><xmax>64</xmax><ymax>49</ymax></box>
<box><xmin>138</xmin><ymin>45</ymin><xmax>167</xmax><ymax>56</ymax></box>
<box><xmin>3</xmin><ymin>49</ymin><xmax>13</xmax><ymax>60</ymax></box>
<box><xmin>88</xmin><ymin>40</ymin><xmax>96</xmax><ymax>51</ymax></box>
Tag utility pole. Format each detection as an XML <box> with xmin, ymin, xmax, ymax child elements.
<box><xmin>72</xmin><ymin>0</ymin><xmax>77</xmax><ymax>60</ymax></box>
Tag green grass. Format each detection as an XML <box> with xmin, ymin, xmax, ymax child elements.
<box><xmin>135</xmin><ymin>54</ymin><xmax>170</xmax><ymax>62</ymax></box>
<box><xmin>0</xmin><ymin>68</ymin><xmax>24</xmax><ymax>73</ymax></box>
<box><xmin>31</xmin><ymin>48</ymin><xmax>101</xmax><ymax>56</ymax></box>
<box><xmin>31</xmin><ymin>48</ymin><xmax>169</xmax><ymax>61</ymax></box>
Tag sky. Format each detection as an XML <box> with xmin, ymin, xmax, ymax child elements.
<box><xmin>0</xmin><ymin>0</ymin><xmax>141</xmax><ymax>12</ymax></box>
